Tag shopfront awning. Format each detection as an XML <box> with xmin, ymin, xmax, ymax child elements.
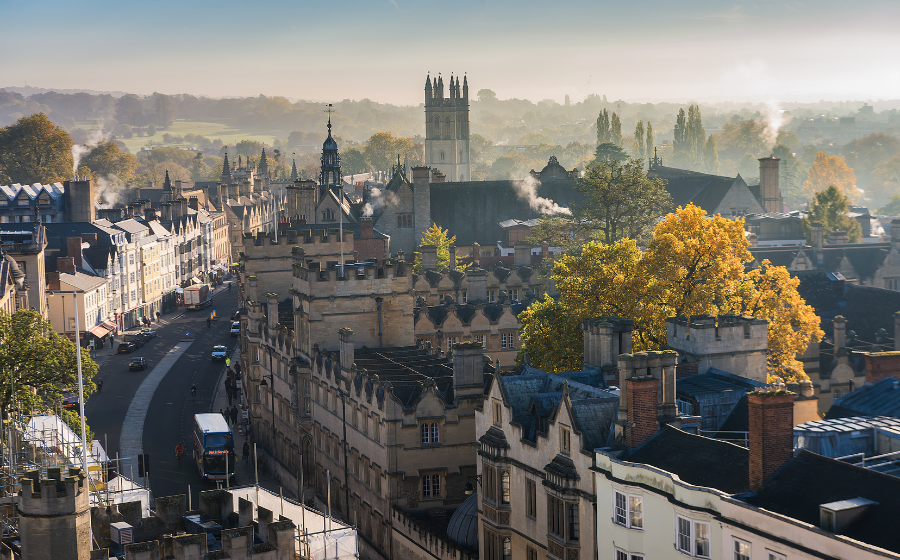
<box><xmin>190</xmin><ymin>277</ymin><xmax>203</xmax><ymax>285</ymax></box>
<box><xmin>175</xmin><ymin>287</ymin><xmax>184</xmax><ymax>294</ymax></box>
<box><xmin>101</xmin><ymin>320</ymin><xmax>117</xmax><ymax>331</ymax></box>
<box><xmin>89</xmin><ymin>325</ymin><xmax>109</xmax><ymax>338</ymax></box>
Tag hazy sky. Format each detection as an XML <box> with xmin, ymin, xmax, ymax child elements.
<box><xmin>2</xmin><ymin>0</ymin><xmax>898</xmax><ymax>105</ymax></box>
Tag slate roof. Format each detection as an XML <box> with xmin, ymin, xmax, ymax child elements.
<box><xmin>749</xmin><ymin>246</ymin><xmax>810</xmax><ymax>269</ymax></box>
<box><xmin>352</xmin><ymin>346</ymin><xmax>493</xmax><ymax>409</ymax></box>
<box><xmin>740</xmin><ymin>450</ymin><xmax>900</xmax><ymax>554</ymax></box>
<box><xmin>0</xmin><ymin>182</ymin><xmax>65</xmax><ymax>201</ymax></box>
<box><xmin>430</xmin><ymin>178</ymin><xmax>582</xmax><ymax>246</ymax></box>
<box><xmin>58</xmin><ymin>271</ymin><xmax>107</xmax><ymax>292</ymax></box>
<box><xmin>827</xmin><ymin>377</ymin><xmax>900</xmax><ymax>419</ymax></box>
<box><xmin>620</xmin><ymin>425</ymin><xmax>750</xmax><ymax>494</ymax></box>
<box><xmin>498</xmin><ymin>367</ymin><xmax>618</xmax><ymax>451</ymax></box>
<box><xmin>648</xmin><ymin>166</ymin><xmax>747</xmax><ymax>214</ymax></box>
<box><xmin>676</xmin><ymin>369</ymin><xmax>766</xmax><ymax>398</ymax></box>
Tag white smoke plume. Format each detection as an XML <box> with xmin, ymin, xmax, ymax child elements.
<box><xmin>512</xmin><ymin>176</ymin><xmax>572</xmax><ymax>215</ymax></box>
<box><xmin>71</xmin><ymin>125</ymin><xmax>108</xmax><ymax>175</ymax></box>
<box><xmin>95</xmin><ymin>175</ymin><xmax>126</xmax><ymax>207</ymax></box>
<box><xmin>762</xmin><ymin>101</ymin><xmax>786</xmax><ymax>148</ymax></box>
<box><xmin>363</xmin><ymin>187</ymin><xmax>399</xmax><ymax>217</ymax></box>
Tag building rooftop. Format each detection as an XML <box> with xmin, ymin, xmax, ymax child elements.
<box><xmin>57</xmin><ymin>271</ymin><xmax>107</xmax><ymax>292</ymax></box>
<box><xmin>620</xmin><ymin>425</ymin><xmax>750</xmax><ymax>494</ymax></box>
<box><xmin>828</xmin><ymin>377</ymin><xmax>900</xmax><ymax>419</ymax></box>
<box><xmin>740</xmin><ymin>450</ymin><xmax>900</xmax><ymax>554</ymax></box>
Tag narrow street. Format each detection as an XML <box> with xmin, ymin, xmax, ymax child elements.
<box><xmin>84</xmin><ymin>283</ymin><xmax>239</xmax><ymax>505</ymax></box>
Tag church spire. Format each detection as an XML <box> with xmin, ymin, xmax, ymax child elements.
<box><xmin>222</xmin><ymin>152</ymin><xmax>231</xmax><ymax>179</ymax></box>
<box><xmin>259</xmin><ymin>148</ymin><xmax>269</xmax><ymax>177</ymax></box>
<box><xmin>463</xmin><ymin>74</ymin><xmax>469</xmax><ymax>101</ymax></box>
<box><xmin>291</xmin><ymin>158</ymin><xmax>298</xmax><ymax>181</ymax></box>
<box><xmin>163</xmin><ymin>169</ymin><xmax>172</xmax><ymax>191</ymax></box>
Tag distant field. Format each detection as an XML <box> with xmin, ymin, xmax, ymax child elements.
<box><xmin>74</xmin><ymin>120</ymin><xmax>281</xmax><ymax>154</ymax></box>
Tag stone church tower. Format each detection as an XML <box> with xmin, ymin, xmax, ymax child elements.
<box><xmin>424</xmin><ymin>73</ymin><xmax>471</xmax><ymax>182</ymax></box>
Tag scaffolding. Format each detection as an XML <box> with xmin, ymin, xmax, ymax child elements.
<box><xmin>0</xmin><ymin>414</ymin><xmax>151</xmax><ymax>537</ymax></box>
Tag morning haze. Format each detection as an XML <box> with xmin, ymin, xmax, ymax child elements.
<box><xmin>3</xmin><ymin>2</ymin><xmax>900</xmax><ymax>560</ymax></box>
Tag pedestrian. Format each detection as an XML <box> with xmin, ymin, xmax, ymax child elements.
<box><xmin>230</xmin><ymin>406</ymin><xmax>238</xmax><ymax>426</ymax></box>
<box><xmin>226</xmin><ymin>357</ymin><xmax>231</xmax><ymax>368</ymax></box>
<box><xmin>96</xmin><ymin>378</ymin><xmax>103</xmax><ymax>394</ymax></box>
<box><xmin>190</xmin><ymin>384</ymin><xmax>197</xmax><ymax>399</ymax></box>
<box><xmin>226</xmin><ymin>386</ymin><xmax>233</xmax><ymax>406</ymax></box>
<box><xmin>242</xmin><ymin>441</ymin><xmax>250</xmax><ymax>463</ymax></box>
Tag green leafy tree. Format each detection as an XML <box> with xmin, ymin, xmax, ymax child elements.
<box><xmin>610</xmin><ymin>113</ymin><xmax>623</xmax><ymax>147</ymax></box>
<box><xmin>0</xmin><ymin>113</ymin><xmax>73</xmax><ymax>185</ymax></box>
<box><xmin>517</xmin><ymin>298</ymin><xmax>584</xmax><ymax>372</ymax></box>
<box><xmin>631</xmin><ymin>121</ymin><xmax>644</xmax><ymax>159</ymax></box>
<box><xmin>687</xmin><ymin>105</ymin><xmax>706</xmax><ymax>168</ymax></box>
<box><xmin>341</xmin><ymin>147</ymin><xmax>367</xmax><ymax>176</ymax></box>
<box><xmin>413</xmin><ymin>224</ymin><xmax>458</xmax><ymax>272</ymax></box>
<box><xmin>154</xmin><ymin>94</ymin><xmax>175</xmax><ymax>129</ymax></box>
<box><xmin>738</xmin><ymin>152</ymin><xmax>759</xmax><ymax>179</ymax></box>
<box><xmin>673</xmin><ymin>108</ymin><xmax>687</xmax><ymax>166</ymax></box>
<box><xmin>873</xmin><ymin>154</ymin><xmax>900</xmax><ymax>211</ymax></box>
<box><xmin>703</xmin><ymin>136</ymin><xmax>719</xmax><ymax>174</ymax></box>
<box><xmin>364</xmin><ymin>132</ymin><xmax>422</xmax><ymax>172</ymax></box>
<box><xmin>772</xmin><ymin>144</ymin><xmax>802</xmax><ymax>208</ymax></box>
<box><xmin>645</xmin><ymin>122</ymin><xmax>654</xmax><ymax>164</ymax></box>
<box><xmin>596</xmin><ymin>109</ymin><xmax>610</xmax><ymax>145</ymax></box>
<box><xmin>575</xmin><ymin>157</ymin><xmax>672</xmax><ymax>244</ymax></box>
<box><xmin>842</xmin><ymin>133</ymin><xmax>900</xmax><ymax>204</ymax></box>
<box><xmin>477</xmin><ymin>89</ymin><xmax>497</xmax><ymax>102</ymax></box>
<box><xmin>0</xmin><ymin>310</ymin><xmax>97</xmax><ymax>430</ymax></box>
<box><xmin>802</xmin><ymin>186</ymin><xmax>862</xmax><ymax>243</ymax></box>
<box><xmin>878</xmin><ymin>193</ymin><xmax>900</xmax><ymax>216</ymax></box>
<box><xmin>80</xmin><ymin>140</ymin><xmax>137</xmax><ymax>183</ymax></box>
<box><xmin>594</xmin><ymin>142</ymin><xmax>626</xmax><ymax>163</ymax></box>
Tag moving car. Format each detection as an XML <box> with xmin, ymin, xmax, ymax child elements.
<box><xmin>211</xmin><ymin>345</ymin><xmax>228</xmax><ymax>362</ymax></box>
<box><xmin>230</xmin><ymin>322</ymin><xmax>240</xmax><ymax>336</ymax></box>
<box><xmin>129</xmin><ymin>357</ymin><xmax>147</xmax><ymax>371</ymax></box>
<box><xmin>139</xmin><ymin>328</ymin><xmax>157</xmax><ymax>338</ymax></box>
<box><xmin>61</xmin><ymin>391</ymin><xmax>79</xmax><ymax>409</ymax></box>
<box><xmin>117</xmin><ymin>342</ymin><xmax>138</xmax><ymax>354</ymax></box>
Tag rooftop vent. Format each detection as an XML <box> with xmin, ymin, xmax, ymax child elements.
<box><xmin>819</xmin><ymin>497</ymin><xmax>877</xmax><ymax>533</ymax></box>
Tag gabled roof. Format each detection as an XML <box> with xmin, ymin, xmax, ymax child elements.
<box><xmin>740</xmin><ymin>450</ymin><xmax>900</xmax><ymax>554</ymax></box>
<box><xmin>57</xmin><ymin>271</ymin><xmax>107</xmax><ymax>292</ymax></box>
<box><xmin>648</xmin><ymin>166</ymin><xmax>749</xmax><ymax>214</ymax></box>
<box><xmin>114</xmin><ymin>218</ymin><xmax>149</xmax><ymax>235</ymax></box>
<box><xmin>620</xmin><ymin>425</ymin><xmax>749</xmax><ymax>494</ymax></box>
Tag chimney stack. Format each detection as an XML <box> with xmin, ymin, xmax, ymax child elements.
<box><xmin>810</xmin><ymin>222</ymin><xmax>824</xmax><ymax>255</ymax></box>
<box><xmin>452</xmin><ymin>341</ymin><xmax>484</xmax><ymax>398</ymax></box>
<box><xmin>81</xmin><ymin>233</ymin><xmax>97</xmax><ymax>245</ymax></box>
<box><xmin>267</xmin><ymin>293</ymin><xmax>279</xmax><ymax>330</ymax></box>
<box><xmin>624</xmin><ymin>353</ymin><xmax>659</xmax><ymax>448</ymax></box>
<box><xmin>833</xmin><ymin>315</ymin><xmax>847</xmax><ymax>352</ymax></box>
<box><xmin>47</xmin><ymin>271</ymin><xmax>61</xmax><ymax>291</ymax></box>
<box><xmin>514</xmin><ymin>241</ymin><xmax>531</xmax><ymax>267</ymax></box>
<box><xmin>748</xmin><ymin>388</ymin><xmax>795</xmax><ymax>490</ymax></box>
<box><xmin>339</xmin><ymin>327</ymin><xmax>355</xmax><ymax>372</ymax></box>
<box><xmin>420</xmin><ymin>245</ymin><xmax>438</xmax><ymax>271</ymax></box>
<box><xmin>758</xmin><ymin>157</ymin><xmax>782</xmax><ymax>213</ymax></box>
<box><xmin>64</xmin><ymin>179</ymin><xmax>96</xmax><ymax>223</ymax></box>
<box><xmin>449</xmin><ymin>244</ymin><xmax>457</xmax><ymax>271</ymax></box>
<box><xmin>188</xmin><ymin>197</ymin><xmax>199</xmax><ymax>211</ymax></box>
<box><xmin>66</xmin><ymin>237</ymin><xmax>84</xmax><ymax>268</ymax></box>
<box><xmin>57</xmin><ymin>257</ymin><xmax>76</xmax><ymax>275</ymax></box>
<box><xmin>360</xmin><ymin>216</ymin><xmax>373</xmax><ymax>240</ymax></box>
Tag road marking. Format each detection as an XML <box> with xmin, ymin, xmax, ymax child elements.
<box><xmin>119</xmin><ymin>341</ymin><xmax>193</xmax><ymax>481</ymax></box>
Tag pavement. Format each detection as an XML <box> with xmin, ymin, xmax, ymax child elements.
<box><xmin>85</xmin><ymin>281</ymin><xmax>248</xmax><ymax>507</ymax></box>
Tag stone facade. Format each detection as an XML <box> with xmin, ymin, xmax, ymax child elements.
<box><xmin>665</xmin><ymin>314</ymin><xmax>769</xmax><ymax>383</ymax></box>
<box><xmin>424</xmin><ymin>74</ymin><xmax>470</xmax><ymax>182</ymax></box>
<box><xmin>18</xmin><ymin>467</ymin><xmax>90</xmax><ymax>560</ymax></box>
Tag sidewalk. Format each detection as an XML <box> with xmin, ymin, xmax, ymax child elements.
<box><xmin>211</xmin><ymin>347</ymin><xmax>293</xmax><ymax>499</ymax></box>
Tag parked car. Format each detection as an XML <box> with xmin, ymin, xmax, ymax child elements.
<box><xmin>139</xmin><ymin>328</ymin><xmax>156</xmax><ymax>338</ymax></box>
<box><xmin>211</xmin><ymin>345</ymin><xmax>228</xmax><ymax>362</ymax></box>
<box><xmin>117</xmin><ymin>342</ymin><xmax>138</xmax><ymax>354</ymax></box>
<box><xmin>230</xmin><ymin>322</ymin><xmax>240</xmax><ymax>336</ymax></box>
<box><xmin>129</xmin><ymin>357</ymin><xmax>147</xmax><ymax>371</ymax></box>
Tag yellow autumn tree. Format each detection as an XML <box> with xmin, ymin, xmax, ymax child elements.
<box><xmin>519</xmin><ymin>204</ymin><xmax>823</xmax><ymax>381</ymax></box>
<box><xmin>802</xmin><ymin>151</ymin><xmax>860</xmax><ymax>202</ymax></box>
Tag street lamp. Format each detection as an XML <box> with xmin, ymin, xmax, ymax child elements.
<box><xmin>257</xmin><ymin>373</ymin><xmax>277</xmax><ymax>460</ymax></box>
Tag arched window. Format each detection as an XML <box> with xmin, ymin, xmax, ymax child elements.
<box><xmin>421</xmin><ymin>423</ymin><xmax>430</xmax><ymax>444</ymax></box>
<box><xmin>433</xmin><ymin>116</ymin><xmax>440</xmax><ymax>138</ymax></box>
<box><xmin>432</xmin><ymin>423</ymin><xmax>439</xmax><ymax>443</ymax></box>
<box><xmin>440</xmin><ymin>151</ymin><xmax>445</xmax><ymax>162</ymax></box>
<box><xmin>502</xmin><ymin>537</ymin><xmax>511</xmax><ymax>560</ymax></box>
<box><xmin>444</xmin><ymin>116</ymin><xmax>452</xmax><ymax>138</ymax></box>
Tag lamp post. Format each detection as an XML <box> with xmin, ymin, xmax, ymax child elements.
<box><xmin>257</xmin><ymin>373</ymin><xmax>277</xmax><ymax>464</ymax></box>
<box><xmin>463</xmin><ymin>474</ymin><xmax>482</xmax><ymax>496</ymax></box>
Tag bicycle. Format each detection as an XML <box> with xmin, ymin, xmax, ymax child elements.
<box><xmin>175</xmin><ymin>450</ymin><xmax>184</xmax><ymax>467</ymax></box>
